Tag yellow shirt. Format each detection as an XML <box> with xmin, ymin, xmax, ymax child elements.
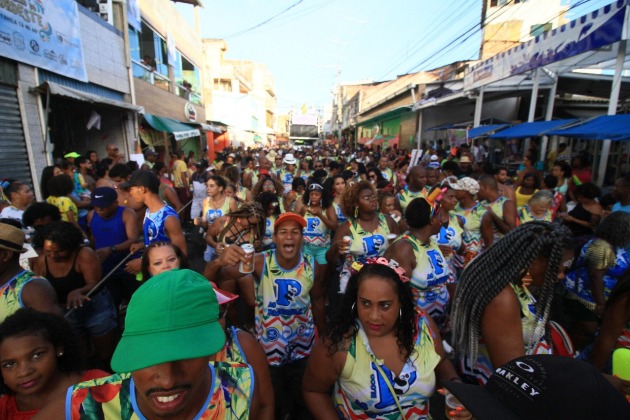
<box><xmin>172</xmin><ymin>159</ymin><xmax>188</xmax><ymax>188</ymax></box>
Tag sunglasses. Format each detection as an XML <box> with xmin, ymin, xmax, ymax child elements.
<box><xmin>308</xmin><ymin>183</ymin><xmax>323</xmax><ymax>191</ymax></box>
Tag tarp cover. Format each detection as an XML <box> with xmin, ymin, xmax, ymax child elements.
<box><xmin>144</xmin><ymin>114</ymin><xmax>200</xmax><ymax>140</ymax></box>
<box><xmin>490</xmin><ymin>119</ymin><xmax>579</xmax><ymax>139</ymax></box>
<box><xmin>467</xmin><ymin>124</ymin><xmax>510</xmax><ymax>139</ymax></box>
<box><xmin>546</xmin><ymin>115</ymin><xmax>630</xmax><ymax>141</ymax></box>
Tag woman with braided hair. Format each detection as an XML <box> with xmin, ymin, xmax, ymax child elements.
<box><xmin>451</xmin><ymin>221</ymin><xmax>574</xmax><ymax>385</ymax></box>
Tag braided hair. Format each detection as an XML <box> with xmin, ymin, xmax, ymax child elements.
<box><xmin>217</xmin><ymin>202</ymin><xmax>265</xmax><ymax>251</ymax></box>
<box><xmin>451</xmin><ymin>221</ymin><xmax>572</xmax><ymax>364</ymax></box>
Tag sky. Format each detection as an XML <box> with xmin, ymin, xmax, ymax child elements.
<box><xmin>175</xmin><ymin>0</ymin><xmax>614</xmax><ymax>114</ymax></box>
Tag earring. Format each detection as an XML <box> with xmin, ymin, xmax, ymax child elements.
<box><xmin>57</xmin><ymin>352</ymin><xmax>63</xmax><ymax>357</ymax></box>
<box><xmin>354</xmin><ymin>207</ymin><xmax>359</xmax><ymax>218</ymax></box>
<box><xmin>351</xmin><ymin>302</ymin><xmax>356</xmax><ymax>315</ymax></box>
<box><xmin>399</xmin><ymin>308</ymin><xmax>402</xmax><ymax>319</ymax></box>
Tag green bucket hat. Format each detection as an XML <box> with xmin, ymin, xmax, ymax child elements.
<box><xmin>111</xmin><ymin>269</ymin><xmax>226</xmax><ymax>373</ymax></box>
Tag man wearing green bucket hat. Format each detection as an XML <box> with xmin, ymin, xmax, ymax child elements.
<box><xmin>57</xmin><ymin>269</ymin><xmax>256</xmax><ymax>419</ymax></box>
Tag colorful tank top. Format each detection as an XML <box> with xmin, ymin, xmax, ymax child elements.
<box><xmin>303</xmin><ymin>209</ymin><xmax>331</xmax><ymax>247</ymax></box>
<box><xmin>380</xmin><ymin>167</ymin><xmax>394</xmax><ymax>183</ymax></box>
<box><xmin>263</xmin><ymin>214</ymin><xmax>277</xmax><ymax>247</ymax></box>
<box><xmin>0</xmin><ymin>270</ymin><xmax>42</xmax><ymax>322</ymax></box>
<box><xmin>481</xmin><ymin>196</ymin><xmax>509</xmax><ymax>243</ymax></box>
<box><xmin>66</xmin><ymin>362</ymin><xmax>253</xmax><ymax>419</ymax></box>
<box><xmin>396</xmin><ymin>187</ymin><xmax>427</xmax><ymax>213</ymax></box>
<box><xmin>564</xmin><ymin>238</ymin><xmax>630</xmax><ymax>308</ymax></box>
<box><xmin>216</xmin><ymin>326</ymin><xmax>247</xmax><ymax>364</ymax></box>
<box><xmin>46</xmin><ymin>195</ymin><xmax>78</xmax><ymax>222</ymax></box>
<box><xmin>143</xmin><ymin>205</ymin><xmax>179</xmax><ymax>246</ymax></box>
<box><xmin>277</xmin><ymin>169</ymin><xmax>294</xmax><ymax>194</ymax></box>
<box><xmin>459</xmin><ymin>283</ymin><xmax>550</xmax><ymax>385</ymax></box>
<box><xmin>333</xmin><ymin>202</ymin><xmax>347</xmax><ymax>224</ymax></box>
<box><xmin>256</xmin><ymin>250</ymin><xmax>316</xmax><ymax>366</ymax></box>
<box><xmin>339</xmin><ymin>213</ymin><xmax>391</xmax><ymax>293</ymax></box>
<box><xmin>517</xmin><ymin>205</ymin><xmax>552</xmax><ymax>225</ymax></box>
<box><xmin>433</xmin><ymin>212</ymin><xmax>464</xmax><ymax>283</ymax></box>
<box><xmin>206</xmin><ymin>197</ymin><xmax>233</xmax><ymax>224</ymax></box>
<box><xmin>452</xmin><ymin>202</ymin><xmax>486</xmax><ymax>264</ymax></box>
<box><xmin>333</xmin><ymin>314</ymin><xmax>440</xmax><ymax>419</ymax></box>
<box><xmin>399</xmin><ymin>234</ymin><xmax>450</xmax><ymax>324</ymax></box>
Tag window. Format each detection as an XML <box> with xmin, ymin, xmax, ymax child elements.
<box><xmin>214</xmin><ymin>79</ymin><xmax>232</xmax><ymax>91</ymax></box>
<box><xmin>530</xmin><ymin>23</ymin><xmax>552</xmax><ymax>37</ymax></box>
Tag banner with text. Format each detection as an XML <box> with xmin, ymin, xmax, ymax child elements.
<box><xmin>464</xmin><ymin>1</ymin><xmax>628</xmax><ymax>91</ymax></box>
<box><xmin>0</xmin><ymin>0</ymin><xmax>87</xmax><ymax>82</ymax></box>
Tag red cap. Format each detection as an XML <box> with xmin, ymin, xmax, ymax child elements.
<box><xmin>274</xmin><ymin>212</ymin><xmax>306</xmax><ymax>231</ymax></box>
<box><xmin>259</xmin><ymin>169</ymin><xmax>271</xmax><ymax>177</ymax></box>
<box><xmin>210</xmin><ymin>282</ymin><xmax>238</xmax><ymax>305</ymax></box>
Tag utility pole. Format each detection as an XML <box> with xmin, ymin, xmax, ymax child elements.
<box><xmin>478</xmin><ymin>0</ymin><xmax>488</xmax><ymax>60</ymax></box>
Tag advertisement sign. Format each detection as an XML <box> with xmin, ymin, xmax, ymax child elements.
<box><xmin>465</xmin><ymin>2</ymin><xmax>628</xmax><ymax>90</ymax></box>
<box><xmin>0</xmin><ymin>0</ymin><xmax>87</xmax><ymax>82</ymax></box>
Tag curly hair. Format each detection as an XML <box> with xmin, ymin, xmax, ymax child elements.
<box><xmin>595</xmin><ymin>211</ymin><xmax>630</xmax><ymax>248</ymax></box>
<box><xmin>0</xmin><ymin>308</ymin><xmax>86</xmax><ymax>394</ymax></box>
<box><xmin>42</xmin><ymin>221</ymin><xmax>83</xmax><ymax>252</ymax></box>
<box><xmin>327</xmin><ymin>263</ymin><xmax>417</xmax><ymax>359</ymax></box>
<box><xmin>252</xmin><ymin>177</ymin><xmax>284</xmax><ymax>198</ymax></box>
<box><xmin>341</xmin><ymin>180</ymin><xmax>376</xmax><ymax>219</ymax></box>
<box><xmin>451</xmin><ymin>222</ymin><xmax>572</xmax><ymax>365</ymax></box>
<box><xmin>47</xmin><ymin>174</ymin><xmax>74</xmax><ymax>197</ymax></box>
<box><xmin>405</xmin><ymin>197</ymin><xmax>431</xmax><ymax>229</ymax></box>
<box><xmin>575</xmin><ymin>182</ymin><xmax>601</xmax><ymax>200</ymax></box>
<box><xmin>257</xmin><ymin>192</ymin><xmax>281</xmax><ymax>217</ymax></box>
<box><xmin>141</xmin><ymin>241</ymin><xmax>190</xmax><ymax>280</ymax></box>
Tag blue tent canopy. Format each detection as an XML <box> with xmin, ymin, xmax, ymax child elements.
<box><xmin>490</xmin><ymin>119</ymin><xmax>579</xmax><ymax>139</ymax></box>
<box><xmin>467</xmin><ymin>124</ymin><xmax>510</xmax><ymax>139</ymax></box>
<box><xmin>546</xmin><ymin>115</ymin><xmax>630</xmax><ymax>141</ymax></box>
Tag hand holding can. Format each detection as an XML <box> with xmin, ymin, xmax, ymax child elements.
<box><xmin>340</xmin><ymin>236</ymin><xmax>352</xmax><ymax>255</ymax></box>
<box><xmin>239</xmin><ymin>244</ymin><xmax>255</xmax><ymax>274</ymax></box>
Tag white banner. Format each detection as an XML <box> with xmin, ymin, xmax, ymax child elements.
<box><xmin>0</xmin><ymin>0</ymin><xmax>87</xmax><ymax>81</ymax></box>
<box><xmin>464</xmin><ymin>1</ymin><xmax>628</xmax><ymax>91</ymax></box>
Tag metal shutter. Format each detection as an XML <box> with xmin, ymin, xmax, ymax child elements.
<box><xmin>0</xmin><ymin>84</ymin><xmax>32</xmax><ymax>187</ymax></box>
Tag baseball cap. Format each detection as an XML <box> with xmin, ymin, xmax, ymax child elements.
<box><xmin>445</xmin><ymin>355</ymin><xmax>630</xmax><ymax>420</ymax></box>
<box><xmin>0</xmin><ymin>223</ymin><xmax>26</xmax><ymax>253</ymax></box>
<box><xmin>274</xmin><ymin>212</ymin><xmax>306</xmax><ymax>231</ymax></box>
<box><xmin>90</xmin><ymin>187</ymin><xmax>117</xmax><ymax>207</ymax></box>
<box><xmin>64</xmin><ymin>151</ymin><xmax>81</xmax><ymax>159</ymax></box>
<box><xmin>111</xmin><ymin>269</ymin><xmax>226</xmax><ymax>373</ymax></box>
<box><xmin>259</xmin><ymin>169</ymin><xmax>271</xmax><ymax>177</ymax></box>
<box><xmin>210</xmin><ymin>282</ymin><xmax>238</xmax><ymax>305</ymax></box>
<box><xmin>448</xmin><ymin>176</ymin><xmax>479</xmax><ymax>195</ymax></box>
<box><xmin>143</xmin><ymin>149</ymin><xmax>158</xmax><ymax>158</ymax></box>
<box><xmin>119</xmin><ymin>170</ymin><xmax>160</xmax><ymax>193</ymax></box>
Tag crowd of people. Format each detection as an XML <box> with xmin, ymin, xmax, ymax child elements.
<box><xmin>0</xmin><ymin>140</ymin><xmax>630</xmax><ymax>419</ymax></box>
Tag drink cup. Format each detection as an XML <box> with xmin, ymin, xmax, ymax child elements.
<box><xmin>341</xmin><ymin>236</ymin><xmax>352</xmax><ymax>254</ymax></box>
<box><xmin>445</xmin><ymin>394</ymin><xmax>470</xmax><ymax>420</ymax></box>
<box><xmin>239</xmin><ymin>244</ymin><xmax>255</xmax><ymax>274</ymax></box>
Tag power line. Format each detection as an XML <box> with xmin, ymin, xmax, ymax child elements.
<box><xmin>222</xmin><ymin>0</ymin><xmax>306</xmax><ymax>39</ymax></box>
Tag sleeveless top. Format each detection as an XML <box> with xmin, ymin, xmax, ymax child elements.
<box><xmin>396</xmin><ymin>186</ymin><xmax>426</xmax><ymax>213</ymax></box>
<box><xmin>89</xmin><ymin>206</ymin><xmax>128</xmax><ymax>273</ymax></box>
<box><xmin>256</xmin><ymin>250</ymin><xmax>316</xmax><ymax>366</ymax></box>
<box><xmin>66</xmin><ymin>362</ymin><xmax>253</xmax><ymax>420</ymax></box>
<box><xmin>481</xmin><ymin>196</ymin><xmax>509</xmax><ymax>243</ymax></box>
<box><xmin>339</xmin><ymin>214</ymin><xmax>391</xmax><ymax>293</ymax></box>
<box><xmin>515</xmin><ymin>187</ymin><xmax>537</xmax><ymax>208</ymax></box>
<box><xmin>380</xmin><ymin>167</ymin><xmax>394</xmax><ymax>183</ymax></box>
<box><xmin>303</xmin><ymin>208</ymin><xmax>331</xmax><ymax>247</ymax></box>
<box><xmin>433</xmin><ymin>212</ymin><xmax>464</xmax><ymax>283</ymax></box>
<box><xmin>333</xmin><ymin>314</ymin><xmax>440</xmax><ymax>419</ymax></box>
<box><xmin>333</xmin><ymin>201</ymin><xmax>347</xmax><ymax>224</ymax></box>
<box><xmin>398</xmin><ymin>234</ymin><xmax>450</xmax><ymax>324</ymax></box>
<box><xmin>453</xmin><ymin>202</ymin><xmax>486</xmax><ymax>264</ymax></box>
<box><xmin>216</xmin><ymin>326</ymin><xmax>247</xmax><ymax>364</ymax></box>
<box><xmin>0</xmin><ymin>270</ymin><xmax>42</xmax><ymax>322</ymax></box>
<box><xmin>143</xmin><ymin>205</ymin><xmax>179</xmax><ymax>246</ymax></box>
<box><xmin>263</xmin><ymin>214</ymin><xmax>277</xmax><ymax>247</ymax></box>
<box><xmin>235</xmin><ymin>186</ymin><xmax>248</xmax><ymax>202</ymax></box>
<box><xmin>564</xmin><ymin>238</ymin><xmax>630</xmax><ymax>309</ymax></box>
<box><xmin>277</xmin><ymin>169</ymin><xmax>294</xmax><ymax>194</ymax></box>
<box><xmin>459</xmin><ymin>283</ymin><xmax>550</xmax><ymax>385</ymax></box>
<box><xmin>46</xmin><ymin>196</ymin><xmax>78</xmax><ymax>222</ymax></box>
<box><xmin>205</xmin><ymin>196</ymin><xmax>233</xmax><ymax>224</ymax></box>
<box><xmin>44</xmin><ymin>252</ymin><xmax>84</xmax><ymax>305</ymax></box>
<box><xmin>517</xmin><ymin>205</ymin><xmax>552</xmax><ymax>225</ymax></box>
<box><xmin>244</xmin><ymin>168</ymin><xmax>258</xmax><ymax>187</ymax></box>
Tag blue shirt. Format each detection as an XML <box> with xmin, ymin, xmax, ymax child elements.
<box><xmin>143</xmin><ymin>205</ymin><xmax>179</xmax><ymax>246</ymax></box>
<box><xmin>612</xmin><ymin>202</ymin><xmax>630</xmax><ymax>213</ymax></box>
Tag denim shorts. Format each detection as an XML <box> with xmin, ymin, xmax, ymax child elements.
<box><xmin>66</xmin><ymin>288</ymin><xmax>117</xmax><ymax>337</ymax></box>
<box><xmin>303</xmin><ymin>243</ymin><xmax>328</xmax><ymax>265</ymax></box>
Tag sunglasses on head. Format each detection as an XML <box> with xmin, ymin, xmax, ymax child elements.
<box><xmin>308</xmin><ymin>183</ymin><xmax>323</xmax><ymax>191</ymax></box>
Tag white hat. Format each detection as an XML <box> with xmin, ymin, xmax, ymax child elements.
<box><xmin>283</xmin><ymin>153</ymin><xmax>297</xmax><ymax>165</ymax></box>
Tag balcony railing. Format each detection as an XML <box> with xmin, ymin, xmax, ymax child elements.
<box><xmin>132</xmin><ymin>59</ymin><xmax>170</xmax><ymax>92</ymax></box>
<box><xmin>175</xmin><ymin>83</ymin><xmax>203</xmax><ymax>105</ymax></box>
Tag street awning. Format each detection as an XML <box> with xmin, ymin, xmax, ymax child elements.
<box><xmin>490</xmin><ymin>119</ymin><xmax>579</xmax><ymax>139</ymax></box>
<box><xmin>33</xmin><ymin>81</ymin><xmax>143</xmax><ymax>113</ymax></box>
<box><xmin>143</xmin><ymin>114</ymin><xmax>200</xmax><ymax>141</ymax></box>
<box><xmin>546</xmin><ymin>114</ymin><xmax>630</xmax><ymax>141</ymax></box>
<box><xmin>186</xmin><ymin>122</ymin><xmax>224</xmax><ymax>133</ymax></box>
<box><xmin>467</xmin><ymin>124</ymin><xmax>510</xmax><ymax>139</ymax></box>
